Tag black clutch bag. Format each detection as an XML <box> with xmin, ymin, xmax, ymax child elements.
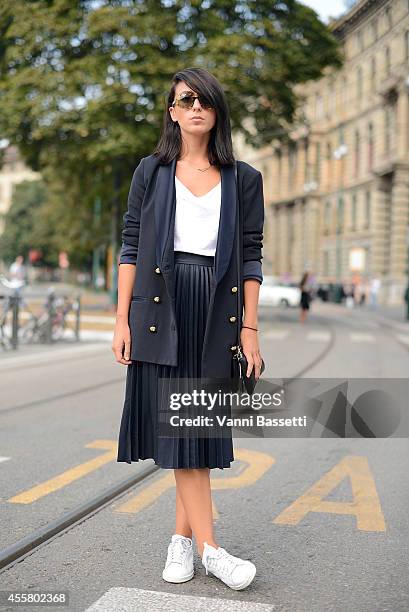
<box><xmin>233</xmin><ymin>345</ymin><xmax>266</xmax><ymax>395</ymax></box>
<box><xmin>232</xmin><ymin>161</ymin><xmax>265</xmax><ymax>396</ymax></box>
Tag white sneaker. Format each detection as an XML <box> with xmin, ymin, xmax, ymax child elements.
<box><xmin>201</xmin><ymin>541</ymin><xmax>256</xmax><ymax>590</ymax></box>
<box><xmin>162</xmin><ymin>534</ymin><xmax>194</xmax><ymax>583</ymax></box>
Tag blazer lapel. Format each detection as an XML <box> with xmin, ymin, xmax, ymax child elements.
<box><xmin>154</xmin><ymin>159</ymin><xmax>237</xmax><ymax>292</ymax></box>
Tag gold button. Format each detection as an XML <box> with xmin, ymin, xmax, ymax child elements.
<box><xmin>230</xmin><ymin>345</ymin><xmax>237</xmax><ymax>351</ymax></box>
<box><xmin>231</xmin><ymin>286</ymin><xmax>238</xmax><ymax>293</ymax></box>
<box><xmin>153</xmin><ymin>296</ymin><xmax>161</xmax><ymax>303</ymax></box>
<box><xmin>229</xmin><ymin>316</ymin><xmax>237</xmax><ymax>323</ymax></box>
<box><xmin>149</xmin><ymin>325</ymin><xmax>157</xmax><ymax>332</ymax></box>
<box><xmin>155</xmin><ymin>267</ymin><xmax>161</xmax><ymax>274</ymax></box>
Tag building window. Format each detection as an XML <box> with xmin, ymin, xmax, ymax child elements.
<box><xmin>356</xmin><ymin>66</ymin><xmax>363</xmax><ymax>107</ymax></box>
<box><xmin>385</xmin><ymin>6</ymin><xmax>392</xmax><ymax>30</ymax></box>
<box><xmin>276</xmin><ymin>149</ymin><xmax>282</xmax><ymax>195</ymax></box>
<box><xmin>371</xmin><ymin>57</ymin><xmax>376</xmax><ymax>92</ymax></box>
<box><xmin>315</xmin><ymin>142</ymin><xmax>321</xmax><ymax>185</ymax></box>
<box><xmin>365</xmin><ymin>191</ymin><xmax>371</xmax><ymax>228</ymax></box>
<box><xmin>329</xmin><ymin>79</ymin><xmax>336</xmax><ymax>116</ymax></box>
<box><xmin>356</xmin><ymin>29</ymin><xmax>364</xmax><ymax>52</ymax></box>
<box><xmin>326</xmin><ymin>141</ymin><xmax>332</xmax><ymax>185</ymax></box>
<box><xmin>372</xmin><ymin>18</ymin><xmax>378</xmax><ymax>42</ymax></box>
<box><xmin>304</xmin><ymin>139</ymin><xmax>309</xmax><ymax>184</ymax></box>
<box><xmin>385</xmin><ymin>106</ymin><xmax>391</xmax><ymax>153</ymax></box>
<box><xmin>324</xmin><ymin>201</ymin><xmax>331</xmax><ymax>232</ymax></box>
<box><xmin>288</xmin><ymin>142</ymin><xmax>297</xmax><ymax>192</ymax></box>
<box><xmin>368</xmin><ymin>122</ymin><xmax>374</xmax><ymax>171</ymax></box>
<box><xmin>351</xmin><ymin>193</ymin><xmax>357</xmax><ymax>231</ymax></box>
<box><xmin>385</xmin><ymin>46</ymin><xmax>391</xmax><ymax>76</ymax></box>
<box><xmin>354</xmin><ymin>129</ymin><xmax>360</xmax><ymax>178</ymax></box>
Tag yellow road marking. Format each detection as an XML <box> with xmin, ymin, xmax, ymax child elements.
<box><xmin>273</xmin><ymin>455</ymin><xmax>386</xmax><ymax>532</ymax></box>
<box><xmin>115</xmin><ymin>471</ymin><xmax>175</xmax><ymax>514</ymax></box>
<box><xmin>115</xmin><ymin>448</ymin><xmax>274</xmax><ymax>514</ymax></box>
<box><xmin>9</xmin><ymin>440</ymin><xmax>117</xmax><ymax>504</ymax></box>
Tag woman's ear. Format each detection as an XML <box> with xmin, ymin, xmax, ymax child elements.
<box><xmin>169</xmin><ymin>107</ymin><xmax>178</xmax><ymax>124</ymax></box>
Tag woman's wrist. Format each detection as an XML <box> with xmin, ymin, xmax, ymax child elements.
<box><xmin>242</xmin><ymin>319</ymin><xmax>258</xmax><ymax>328</ymax></box>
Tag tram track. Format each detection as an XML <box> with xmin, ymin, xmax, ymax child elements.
<box><xmin>0</xmin><ymin>376</ymin><xmax>123</xmax><ymax>417</ymax></box>
<box><xmin>0</xmin><ymin>463</ymin><xmax>160</xmax><ymax>573</ymax></box>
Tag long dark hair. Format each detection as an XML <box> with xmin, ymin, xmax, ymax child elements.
<box><xmin>153</xmin><ymin>67</ymin><xmax>235</xmax><ymax>167</ymax></box>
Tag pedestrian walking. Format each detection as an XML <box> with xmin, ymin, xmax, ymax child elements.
<box><xmin>369</xmin><ymin>277</ymin><xmax>381</xmax><ymax>308</ymax></box>
<box><xmin>9</xmin><ymin>255</ymin><xmax>26</xmax><ymax>283</ymax></box>
<box><xmin>404</xmin><ymin>284</ymin><xmax>409</xmax><ymax>320</ymax></box>
<box><xmin>112</xmin><ymin>67</ymin><xmax>265</xmax><ymax>590</ymax></box>
<box><xmin>299</xmin><ymin>271</ymin><xmax>312</xmax><ymax>323</ymax></box>
<box><xmin>345</xmin><ymin>284</ymin><xmax>355</xmax><ymax>309</ymax></box>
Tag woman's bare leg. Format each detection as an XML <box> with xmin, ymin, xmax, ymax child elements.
<box><xmin>175</xmin><ymin>485</ymin><xmax>193</xmax><ymax>539</ymax></box>
<box><xmin>174</xmin><ymin>467</ymin><xmax>219</xmax><ymax>557</ymax></box>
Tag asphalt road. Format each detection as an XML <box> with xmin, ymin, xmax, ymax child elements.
<box><xmin>0</xmin><ymin>302</ymin><xmax>408</xmax><ymax>611</ymax></box>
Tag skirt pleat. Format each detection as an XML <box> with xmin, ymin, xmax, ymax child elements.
<box><xmin>117</xmin><ymin>251</ymin><xmax>235</xmax><ymax>469</ymax></box>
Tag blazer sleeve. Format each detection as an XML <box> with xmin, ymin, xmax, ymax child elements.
<box><xmin>242</xmin><ymin>170</ymin><xmax>265</xmax><ymax>284</ymax></box>
<box><xmin>118</xmin><ymin>157</ymin><xmax>146</xmax><ymax>265</ymax></box>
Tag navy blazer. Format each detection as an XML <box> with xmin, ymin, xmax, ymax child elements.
<box><xmin>118</xmin><ymin>153</ymin><xmax>264</xmax><ymax>378</ymax></box>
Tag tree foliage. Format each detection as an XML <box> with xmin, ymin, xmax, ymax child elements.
<box><xmin>0</xmin><ymin>0</ymin><xmax>343</xmax><ymax>267</ymax></box>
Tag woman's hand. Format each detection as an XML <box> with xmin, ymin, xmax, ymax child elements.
<box><xmin>112</xmin><ymin>316</ymin><xmax>133</xmax><ymax>365</ymax></box>
<box><xmin>240</xmin><ymin>327</ymin><xmax>263</xmax><ymax>379</ymax></box>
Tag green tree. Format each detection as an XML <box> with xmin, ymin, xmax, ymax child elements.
<box><xmin>0</xmin><ymin>0</ymin><xmax>342</xmax><ymax>269</ymax></box>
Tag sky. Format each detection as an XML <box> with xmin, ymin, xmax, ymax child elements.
<box><xmin>300</xmin><ymin>0</ymin><xmax>351</xmax><ymax>23</ymax></box>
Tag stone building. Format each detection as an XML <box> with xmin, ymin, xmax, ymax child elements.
<box><xmin>236</xmin><ymin>0</ymin><xmax>409</xmax><ymax>305</ymax></box>
<box><xmin>0</xmin><ymin>144</ymin><xmax>40</xmax><ymax>236</ymax></box>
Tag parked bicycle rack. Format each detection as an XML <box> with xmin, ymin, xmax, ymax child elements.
<box><xmin>0</xmin><ymin>284</ymin><xmax>81</xmax><ymax>351</ymax></box>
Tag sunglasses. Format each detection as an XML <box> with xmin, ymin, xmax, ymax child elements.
<box><xmin>171</xmin><ymin>93</ymin><xmax>213</xmax><ymax>110</ymax></box>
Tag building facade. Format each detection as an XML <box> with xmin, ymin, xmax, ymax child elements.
<box><xmin>237</xmin><ymin>0</ymin><xmax>409</xmax><ymax>305</ymax></box>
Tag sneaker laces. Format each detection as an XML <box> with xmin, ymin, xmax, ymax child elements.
<box><xmin>204</xmin><ymin>547</ymin><xmax>242</xmax><ymax>577</ymax></box>
<box><xmin>168</xmin><ymin>537</ymin><xmax>190</xmax><ymax>565</ymax></box>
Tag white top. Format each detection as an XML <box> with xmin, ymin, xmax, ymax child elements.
<box><xmin>173</xmin><ymin>176</ymin><xmax>222</xmax><ymax>256</ymax></box>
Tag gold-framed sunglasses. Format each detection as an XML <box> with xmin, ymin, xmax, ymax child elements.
<box><xmin>172</xmin><ymin>93</ymin><xmax>213</xmax><ymax>110</ymax></box>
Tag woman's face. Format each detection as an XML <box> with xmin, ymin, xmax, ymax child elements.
<box><xmin>169</xmin><ymin>80</ymin><xmax>216</xmax><ymax>136</ymax></box>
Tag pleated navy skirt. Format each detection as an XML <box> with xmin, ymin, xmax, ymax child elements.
<box><xmin>116</xmin><ymin>250</ymin><xmax>235</xmax><ymax>469</ymax></box>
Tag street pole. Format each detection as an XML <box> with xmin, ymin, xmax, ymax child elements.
<box><xmin>92</xmin><ymin>195</ymin><xmax>102</xmax><ymax>291</ymax></box>
<box><xmin>110</xmin><ymin>164</ymin><xmax>121</xmax><ymax>307</ymax></box>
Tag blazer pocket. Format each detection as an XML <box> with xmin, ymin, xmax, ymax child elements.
<box><xmin>128</xmin><ymin>299</ymin><xmax>157</xmax><ymax>331</ymax></box>
<box><xmin>131</xmin><ymin>295</ymin><xmax>151</xmax><ymax>302</ymax></box>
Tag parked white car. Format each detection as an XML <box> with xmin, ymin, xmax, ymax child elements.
<box><xmin>258</xmin><ymin>276</ymin><xmax>301</xmax><ymax>308</ymax></box>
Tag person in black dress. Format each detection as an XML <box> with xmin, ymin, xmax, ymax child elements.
<box><xmin>299</xmin><ymin>271</ymin><xmax>311</xmax><ymax>323</ymax></box>
<box><xmin>112</xmin><ymin>67</ymin><xmax>264</xmax><ymax>590</ymax></box>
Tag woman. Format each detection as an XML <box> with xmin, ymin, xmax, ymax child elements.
<box><xmin>112</xmin><ymin>67</ymin><xmax>265</xmax><ymax>591</ymax></box>
<box><xmin>299</xmin><ymin>271</ymin><xmax>311</xmax><ymax>323</ymax></box>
